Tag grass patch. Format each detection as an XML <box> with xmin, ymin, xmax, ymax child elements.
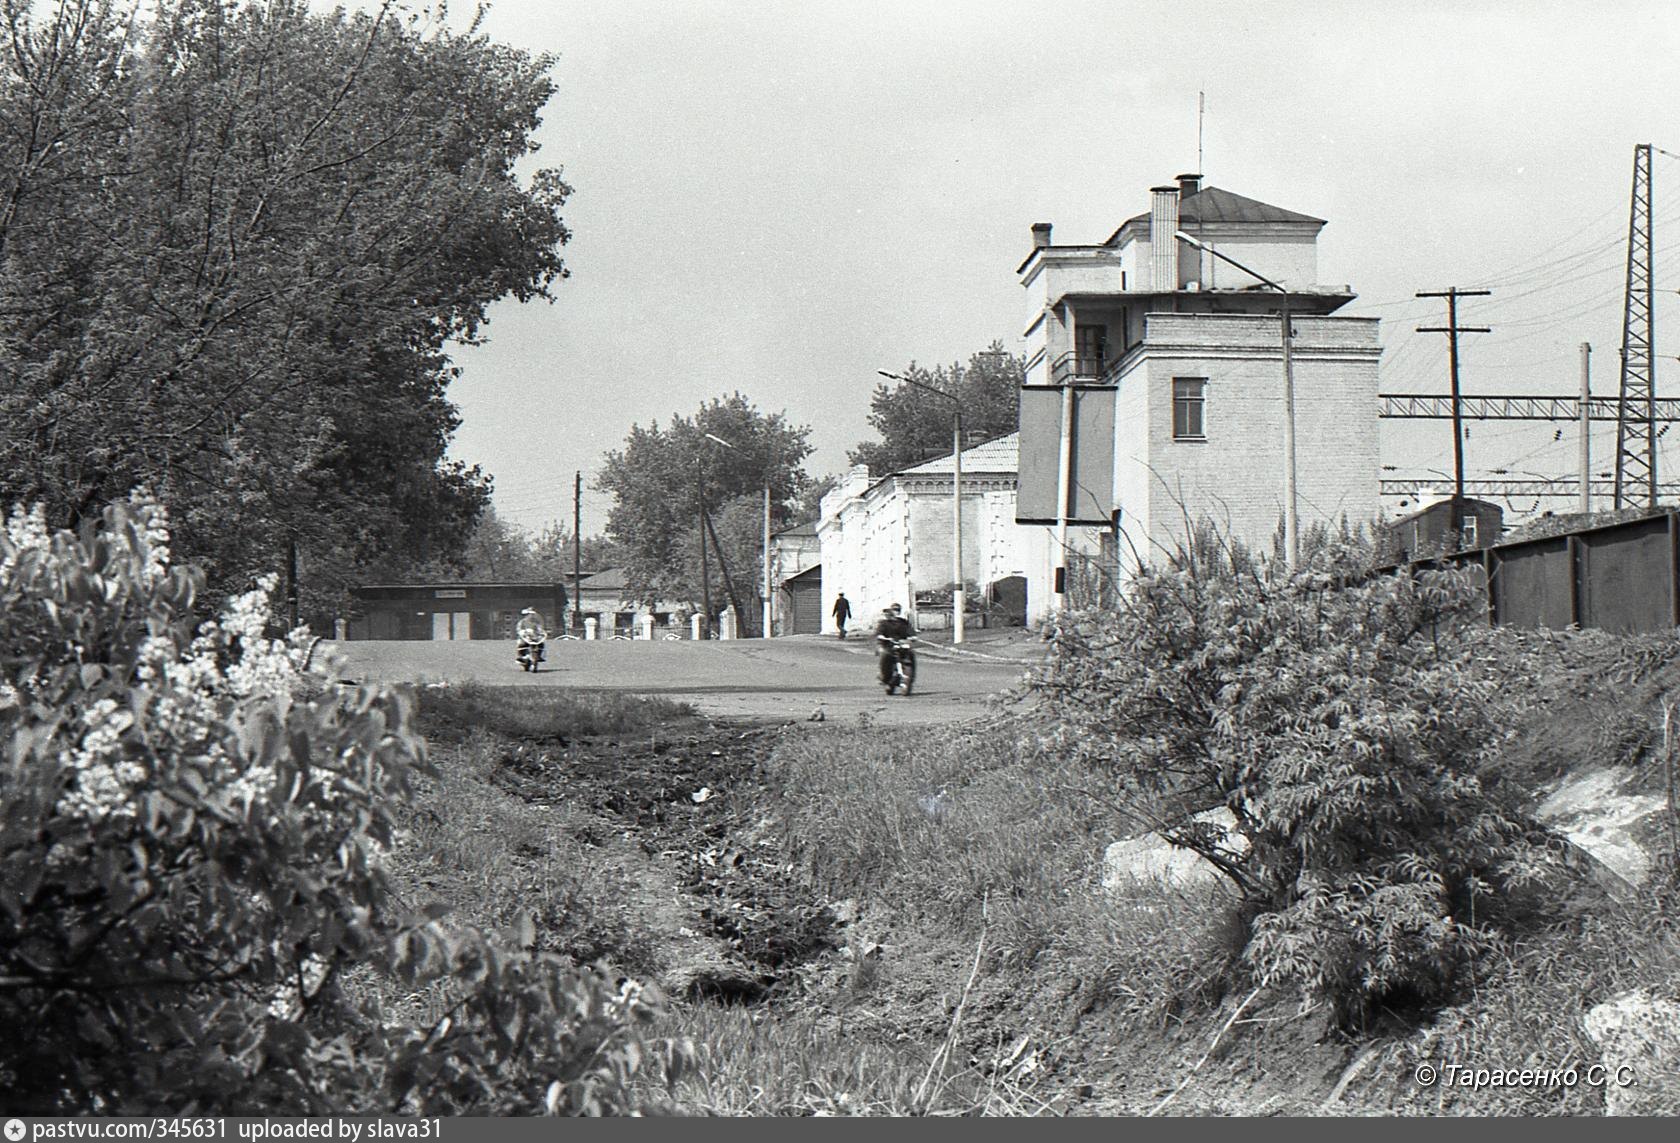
<box><xmin>413</xmin><ymin>681</ymin><xmax>695</xmax><ymax>741</ymax></box>
<box><xmin>767</xmin><ymin>719</ymin><xmax>1114</xmax><ymax>959</ymax></box>
<box><xmin>654</xmin><ymin>1002</ymin><xmax>1049</xmax><ymax>1115</ymax></box>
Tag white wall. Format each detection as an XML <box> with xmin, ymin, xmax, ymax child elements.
<box><xmin>1115</xmin><ymin>312</ymin><xmax>1382</xmax><ymax>562</ymax></box>
<box><xmin>820</xmin><ymin>472</ymin><xmax>1058</xmax><ymax>630</ymax></box>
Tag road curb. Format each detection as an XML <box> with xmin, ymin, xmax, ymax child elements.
<box><xmin>908</xmin><ymin>637</ymin><xmax>1047</xmax><ymax>664</ymax></box>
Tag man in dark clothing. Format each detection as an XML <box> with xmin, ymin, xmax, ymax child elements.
<box><xmin>831</xmin><ymin>592</ymin><xmax>852</xmax><ymax>639</ymax></box>
<box><xmin>875</xmin><ymin>603</ymin><xmax>915</xmax><ymax>684</ymax></box>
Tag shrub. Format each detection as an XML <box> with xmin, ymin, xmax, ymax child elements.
<box><xmin>0</xmin><ymin>495</ymin><xmax>688</xmax><ymax>1113</ymax></box>
<box><xmin>1031</xmin><ymin>533</ymin><xmax>1578</xmax><ymax>1024</ymax></box>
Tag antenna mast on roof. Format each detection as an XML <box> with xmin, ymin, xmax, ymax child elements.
<box><xmin>1197</xmin><ymin>91</ymin><xmax>1205</xmax><ymax>174</ymax></box>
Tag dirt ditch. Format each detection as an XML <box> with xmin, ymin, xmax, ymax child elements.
<box><xmin>477</xmin><ymin>717</ymin><xmax>840</xmax><ymax>1000</ymax></box>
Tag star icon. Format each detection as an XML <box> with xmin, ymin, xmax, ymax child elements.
<box><xmin>4</xmin><ymin>1119</ymin><xmax>26</xmax><ymax>1142</ymax></box>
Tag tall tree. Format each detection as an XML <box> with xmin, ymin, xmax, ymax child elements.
<box><xmin>596</xmin><ymin>394</ymin><xmax>812</xmax><ymax>608</ymax></box>
<box><xmin>848</xmin><ymin>341</ymin><xmax>1025</xmax><ymax>475</ymax></box>
<box><xmin>401</xmin><ymin>508</ymin><xmax>618</xmax><ymax>582</ymax></box>
<box><xmin>0</xmin><ymin>0</ymin><xmax>571</xmax><ymax>610</ymax></box>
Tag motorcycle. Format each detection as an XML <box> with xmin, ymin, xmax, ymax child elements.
<box><xmin>882</xmin><ymin>637</ymin><xmax>916</xmax><ymax>696</ymax></box>
<box><xmin>515</xmin><ymin>625</ymin><xmax>547</xmax><ymax>672</ymax></box>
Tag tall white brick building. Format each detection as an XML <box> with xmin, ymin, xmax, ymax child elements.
<box><xmin>1016</xmin><ymin>174</ymin><xmax>1382</xmax><ymax>582</ymax></box>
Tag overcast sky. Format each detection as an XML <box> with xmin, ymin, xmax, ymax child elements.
<box><xmin>420</xmin><ymin>0</ymin><xmax>1680</xmax><ymax>533</ymax></box>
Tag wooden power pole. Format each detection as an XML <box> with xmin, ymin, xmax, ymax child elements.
<box><xmin>1417</xmin><ymin>287</ymin><xmax>1492</xmax><ymax>501</ymax></box>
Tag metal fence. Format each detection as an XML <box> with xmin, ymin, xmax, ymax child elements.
<box><xmin>1430</xmin><ymin>510</ymin><xmax>1680</xmax><ymax>635</ymax></box>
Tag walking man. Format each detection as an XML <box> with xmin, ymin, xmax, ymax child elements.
<box><xmin>831</xmin><ymin>592</ymin><xmax>852</xmax><ymax>640</ymax></box>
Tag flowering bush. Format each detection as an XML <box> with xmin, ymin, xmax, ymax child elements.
<box><xmin>1032</xmin><ymin>533</ymin><xmax>1577</xmax><ymax>1024</ymax></box>
<box><xmin>0</xmin><ymin>495</ymin><xmax>687</xmax><ymax>1113</ymax></box>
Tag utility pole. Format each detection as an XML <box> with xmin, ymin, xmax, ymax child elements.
<box><xmin>876</xmin><ymin>370</ymin><xmax>965</xmax><ymax>641</ymax></box>
<box><xmin>573</xmin><ymin>470</ymin><xmax>582</xmax><ymax>633</ymax></box>
<box><xmin>703</xmin><ymin>507</ymin><xmax>748</xmax><ymax>634</ymax></box>
<box><xmin>1417</xmin><ymin>288</ymin><xmax>1492</xmax><ymax>502</ymax></box>
<box><xmin>1615</xmin><ymin>143</ymin><xmax>1656</xmax><ymax>509</ymax></box>
<box><xmin>761</xmin><ymin>485</ymin><xmax>772</xmax><ymax>638</ymax></box>
<box><xmin>1580</xmin><ymin>345</ymin><xmax>1592</xmax><ymax>515</ymax></box>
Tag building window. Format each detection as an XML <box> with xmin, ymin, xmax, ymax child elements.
<box><xmin>1173</xmin><ymin>378</ymin><xmax>1207</xmax><ymax>440</ymax></box>
<box><xmin>1460</xmin><ymin>516</ymin><xmax>1478</xmax><ymax>549</ymax></box>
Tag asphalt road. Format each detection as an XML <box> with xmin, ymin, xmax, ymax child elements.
<box><xmin>324</xmin><ymin>632</ymin><xmax>1046</xmax><ymax>726</ymax></box>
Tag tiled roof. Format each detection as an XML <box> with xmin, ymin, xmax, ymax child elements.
<box><xmin>774</xmin><ymin>520</ymin><xmax>819</xmax><ymax>538</ymax></box>
<box><xmin>895</xmin><ymin>432</ymin><xmax>1018</xmax><ymax>477</ymax></box>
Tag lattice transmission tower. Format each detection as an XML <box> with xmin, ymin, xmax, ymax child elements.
<box><xmin>1614</xmin><ymin>143</ymin><xmax>1656</xmax><ymax>508</ymax></box>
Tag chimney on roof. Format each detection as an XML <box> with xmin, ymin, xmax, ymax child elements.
<box><xmin>1030</xmin><ymin>222</ymin><xmax>1053</xmax><ymax>249</ymax></box>
<box><xmin>1177</xmin><ymin>173</ymin><xmax>1202</xmax><ymax>197</ymax></box>
<box><xmin>1149</xmin><ymin>185</ymin><xmax>1180</xmax><ymax>293</ymax></box>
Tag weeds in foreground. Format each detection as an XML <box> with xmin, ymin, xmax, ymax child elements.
<box><xmin>767</xmin><ymin>720</ymin><xmax>1110</xmax><ymax>962</ymax></box>
<box><xmin>766</xmin><ymin>721</ymin><xmax>1246</xmax><ymax>1029</ymax></box>
<box><xmin>414</xmin><ymin>681</ymin><xmax>695</xmax><ymax>741</ymax></box>
<box><xmin>1363</xmin><ymin>879</ymin><xmax>1680</xmax><ymax>1115</ymax></box>
<box><xmin>653</xmin><ymin>1002</ymin><xmax>1054</xmax><ymax>1115</ymax></box>
<box><xmin>359</xmin><ymin>726</ymin><xmax>666</xmax><ymax>1034</ymax></box>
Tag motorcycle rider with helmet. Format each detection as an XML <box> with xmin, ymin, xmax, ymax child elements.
<box><xmin>514</xmin><ymin>607</ymin><xmax>548</xmax><ymax>670</ymax></box>
<box><xmin>874</xmin><ymin>603</ymin><xmax>916</xmax><ymax>688</ymax></box>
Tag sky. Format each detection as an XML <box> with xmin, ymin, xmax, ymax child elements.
<box><xmin>404</xmin><ymin>0</ymin><xmax>1680</xmax><ymax>535</ymax></box>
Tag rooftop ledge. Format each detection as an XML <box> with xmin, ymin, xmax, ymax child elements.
<box><xmin>1047</xmin><ymin>285</ymin><xmax>1357</xmax><ymax>309</ymax></box>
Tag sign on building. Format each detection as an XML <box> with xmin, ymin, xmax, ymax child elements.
<box><xmin>1015</xmin><ymin>385</ymin><xmax>1116</xmax><ymax>525</ymax></box>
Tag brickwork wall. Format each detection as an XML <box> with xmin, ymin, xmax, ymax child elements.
<box><xmin>1121</xmin><ymin>313</ymin><xmax>1382</xmax><ymax>560</ymax></box>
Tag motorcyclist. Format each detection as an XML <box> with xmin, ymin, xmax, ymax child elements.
<box><xmin>874</xmin><ymin>603</ymin><xmax>915</xmax><ymax>685</ymax></box>
<box><xmin>514</xmin><ymin>607</ymin><xmax>547</xmax><ymax>666</ymax></box>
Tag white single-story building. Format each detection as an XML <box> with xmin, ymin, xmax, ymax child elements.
<box><xmin>816</xmin><ymin>433</ymin><xmax>1057</xmax><ymax>632</ymax></box>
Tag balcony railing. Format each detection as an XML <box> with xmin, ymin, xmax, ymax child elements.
<box><xmin>1050</xmin><ymin>351</ymin><xmax>1111</xmax><ymax>384</ymax></box>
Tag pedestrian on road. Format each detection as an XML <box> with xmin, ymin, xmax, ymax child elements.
<box><xmin>832</xmin><ymin>592</ymin><xmax>852</xmax><ymax>640</ymax></box>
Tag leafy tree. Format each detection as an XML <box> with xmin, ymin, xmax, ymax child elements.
<box><xmin>848</xmin><ymin>342</ymin><xmax>1024</xmax><ymax>475</ymax></box>
<box><xmin>0</xmin><ymin>493</ymin><xmax>689</xmax><ymax>1112</ymax></box>
<box><xmin>403</xmin><ymin>508</ymin><xmax>620</xmax><ymax>583</ymax></box>
<box><xmin>791</xmin><ymin>473</ymin><xmax>838</xmax><ymax>525</ymax></box>
<box><xmin>1031</xmin><ymin>530</ymin><xmax>1578</xmax><ymax>1024</ymax></box>
<box><xmin>528</xmin><ymin>521</ymin><xmax>622</xmax><ymax>580</ymax></box>
<box><xmin>0</xmin><ymin>0</ymin><xmax>570</xmax><ymax>611</ymax></box>
<box><xmin>596</xmin><ymin>394</ymin><xmax>812</xmax><ymax>609</ymax></box>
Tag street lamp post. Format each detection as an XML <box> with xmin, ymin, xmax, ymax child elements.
<box><xmin>691</xmin><ymin>453</ymin><xmax>713</xmax><ymax>639</ymax></box>
<box><xmin>702</xmin><ymin>431</ymin><xmax>774</xmax><ymax>639</ymax></box>
<box><xmin>1175</xmin><ymin>231</ymin><xmax>1299</xmax><ymax>567</ymax></box>
<box><xmin>878</xmin><ymin>371</ymin><xmax>965</xmax><ymax>644</ymax></box>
